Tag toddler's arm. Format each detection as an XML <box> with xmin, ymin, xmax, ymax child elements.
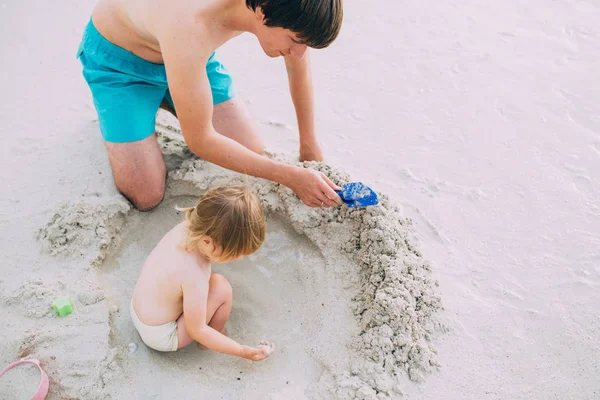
<box><xmin>182</xmin><ymin>277</ymin><xmax>268</xmax><ymax>361</ymax></box>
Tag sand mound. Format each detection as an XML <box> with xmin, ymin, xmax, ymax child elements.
<box><xmin>36</xmin><ymin>195</ymin><xmax>130</xmax><ymax>267</ymax></box>
<box><xmin>31</xmin><ymin>128</ymin><xmax>443</xmax><ymax>399</ymax></box>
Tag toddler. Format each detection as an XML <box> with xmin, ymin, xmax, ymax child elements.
<box><xmin>131</xmin><ymin>185</ymin><xmax>270</xmax><ymax>361</ymax></box>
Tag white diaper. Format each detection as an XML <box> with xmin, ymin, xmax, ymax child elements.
<box><xmin>130</xmin><ymin>300</ymin><xmax>179</xmax><ymax>352</ymax></box>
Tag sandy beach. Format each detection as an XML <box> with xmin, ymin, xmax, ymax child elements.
<box><xmin>1</xmin><ymin>0</ymin><xmax>599</xmax><ymax>399</ymax></box>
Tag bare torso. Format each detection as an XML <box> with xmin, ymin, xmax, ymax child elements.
<box><xmin>132</xmin><ymin>221</ymin><xmax>211</xmax><ymax>325</ymax></box>
<box><xmin>92</xmin><ymin>0</ymin><xmax>241</xmax><ymax>64</ymax></box>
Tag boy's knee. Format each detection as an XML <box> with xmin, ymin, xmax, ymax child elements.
<box><xmin>118</xmin><ymin>180</ymin><xmax>165</xmax><ymax>211</ymax></box>
<box><xmin>210</xmin><ymin>274</ymin><xmax>233</xmax><ymax>299</ymax></box>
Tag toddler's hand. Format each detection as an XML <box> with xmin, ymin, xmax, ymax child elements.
<box><xmin>240</xmin><ymin>345</ymin><xmax>270</xmax><ymax>361</ymax></box>
<box><xmin>258</xmin><ymin>340</ymin><xmax>275</xmax><ymax>355</ymax></box>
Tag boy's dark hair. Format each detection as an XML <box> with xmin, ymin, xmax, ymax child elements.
<box><xmin>246</xmin><ymin>0</ymin><xmax>343</xmax><ymax>49</ymax></box>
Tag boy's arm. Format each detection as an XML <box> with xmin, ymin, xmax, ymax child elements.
<box><xmin>157</xmin><ymin>23</ymin><xmax>341</xmax><ymax>208</ymax></box>
<box><xmin>284</xmin><ymin>51</ymin><xmax>322</xmax><ymax>162</ymax></box>
<box><xmin>181</xmin><ymin>274</ymin><xmax>267</xmax><ymax>360</ymax></box>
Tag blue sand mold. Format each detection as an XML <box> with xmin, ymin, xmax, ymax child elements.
<box><xmin>335</xmin><ymin>182</ymin><xmax>379</xmax><ymax>208</ymax></box>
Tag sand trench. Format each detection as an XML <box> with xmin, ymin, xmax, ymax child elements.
<box><xmin>25</xmin><ymin>125</ymin><xmax>443</xmax><ymax>399</ymax></box>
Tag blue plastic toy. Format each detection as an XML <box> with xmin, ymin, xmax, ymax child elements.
<box><xmin>335</xmin><ymin>182</ymin><xmax>379</xmax><ymax>208</ymax></box>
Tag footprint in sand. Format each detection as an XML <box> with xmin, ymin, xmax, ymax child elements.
<box><xmin>572</xmin><ymin>175</ymin><xmax>593</xmax><ymax>195</ymax></box>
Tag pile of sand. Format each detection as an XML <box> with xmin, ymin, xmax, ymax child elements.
<box><xmin>28</xmin><ymin>128</ymin><xmax>443</xmax><ymax>399</ymax></box>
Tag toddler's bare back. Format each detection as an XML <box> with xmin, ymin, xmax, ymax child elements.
<box><xmin>132</xmin><ymin>221</ymin><xmax>211</xmax><ymax>325</ymax></box>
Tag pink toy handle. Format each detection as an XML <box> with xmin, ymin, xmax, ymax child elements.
<box><xmin>0</xmin><ymin>358</ymin><xmax>49</xmax><ymax>400</ymax></box>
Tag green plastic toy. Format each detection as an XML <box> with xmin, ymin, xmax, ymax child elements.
<box><xmin>52</xmin><ymin>296</ymin><xmax>73</xmax><ymax>316</ymax></box>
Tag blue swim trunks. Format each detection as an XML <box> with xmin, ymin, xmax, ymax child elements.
<box><xmin>76</xmin><ymin>19</ymin><xmax>235</xmax><ymax>143</ymax></box>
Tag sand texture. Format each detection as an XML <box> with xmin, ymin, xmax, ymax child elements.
<box><xmin>29</xmin><ymin>128</ymin><xmax>443</xmax><ymax>399</ymax></box>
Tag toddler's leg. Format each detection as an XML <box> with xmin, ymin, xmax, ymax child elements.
<box><xmin>176</xmin><ymin>273</ymin><xmax>233</xmax><ymax>349</ymax></box>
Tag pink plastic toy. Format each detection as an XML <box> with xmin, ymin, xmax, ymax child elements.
<box><xmin>0</xmin><ymin>358</ymin><xmax>49</xmax><ymax>400</ymax></box>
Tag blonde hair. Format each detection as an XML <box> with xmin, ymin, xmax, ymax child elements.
<box><xmin>177</xmin><ymin>185</ymin><xmax>266</xmax><ymax>260</ymax></box>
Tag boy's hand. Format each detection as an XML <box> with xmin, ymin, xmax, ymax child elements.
<box><xmin>287</xmin><ymin>168</ymin><xmax>342</xmax><ymax>208</ymax></box>
<box><xmin>240</xmin><ymin>345</ymin><xmax>270</xmax><ymax>361</ymax></box>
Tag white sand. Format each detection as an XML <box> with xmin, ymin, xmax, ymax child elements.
<box><xmin>1</xmin><ymin>0</ymin><xmax>600</xmax><ymax>399</ymax></box>
<box><xmin>31</xmin><ymin>130</ymin><xmax>441</xmax><ymax>398</ymax></box>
